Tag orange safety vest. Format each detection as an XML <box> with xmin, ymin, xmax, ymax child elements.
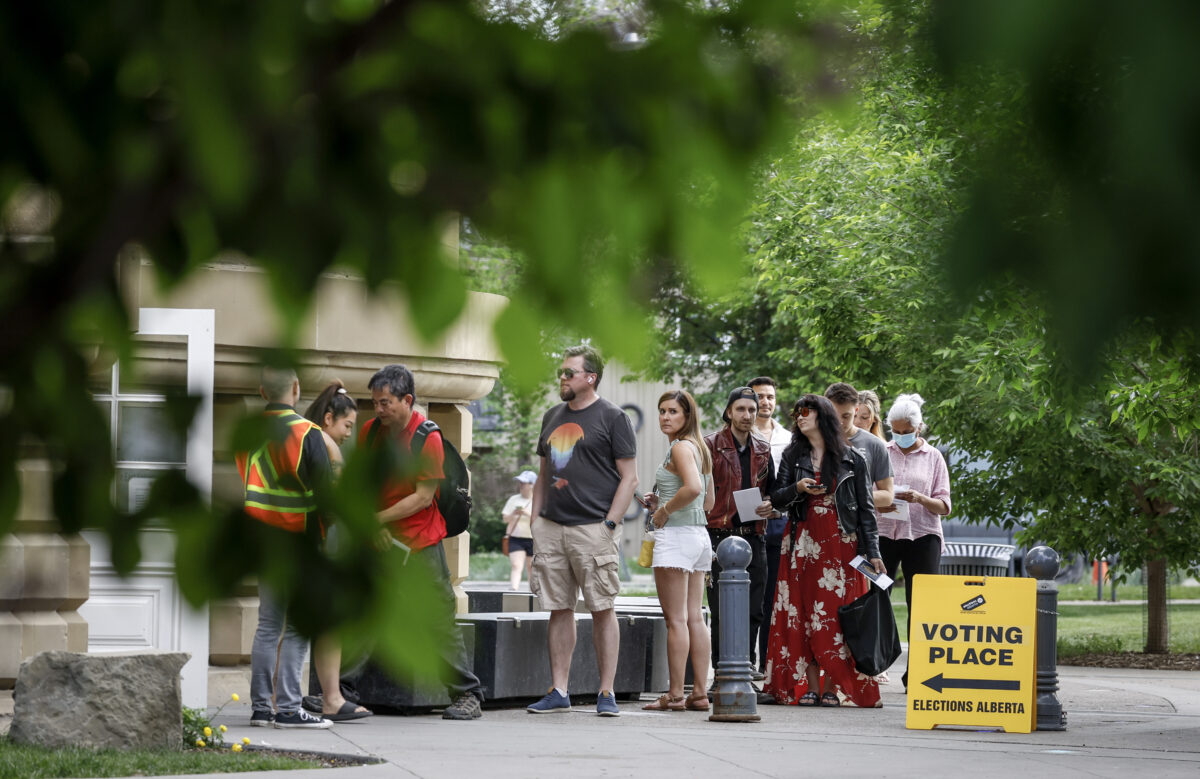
<box><xmin>235</xmin><ymin>409</ymin><xmax>320</xmax><ymax>533</ymax></box>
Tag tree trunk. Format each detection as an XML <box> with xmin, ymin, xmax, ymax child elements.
<box><xmin>1144</xmin><ymin>557</ymin><xmax>1169</xmax><ymax>654</ymax></box>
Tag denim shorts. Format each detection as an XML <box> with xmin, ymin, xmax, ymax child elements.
<box><xmin>652</xmin><ymin>525</ymin><xmax>713</xmax><ymax>572</ymax></box>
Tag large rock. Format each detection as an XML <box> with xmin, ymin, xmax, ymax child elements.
<box><xmin>9</xmin><ymin>650</ymin><xmax>189</xmax><ymax>750</ymax></box>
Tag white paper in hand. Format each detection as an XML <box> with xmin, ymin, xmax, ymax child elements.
<box><xmin>889</xmin><ymin>484</ymin><xmax>911</xmax><ymax>521</ymax></box>
<box><xmin>733</xmin><ymin>488</ymin><xmax>765</xmax><ymax>524</ymax></box>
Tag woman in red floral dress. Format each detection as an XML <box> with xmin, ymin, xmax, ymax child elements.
<box><xmin>764</xmin><ymin>395</ymin><xmax>886</xmax><ymax>708</ymax></box>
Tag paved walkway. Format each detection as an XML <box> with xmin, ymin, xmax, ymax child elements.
<box><xmin>182</xmin><ymin>659</ymin><xmax>1200</xmax><ymax>779</ymax></box>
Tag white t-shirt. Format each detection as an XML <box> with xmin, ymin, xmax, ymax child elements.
<box><xmin>502</xmin><ymin>493</ymin><xmax>533</xmax><ymax>538</ymax></box>
<box><xmin>755</xmin><ymin>418</ymin><xmax>793</xmax><ymax>473</ymax></box>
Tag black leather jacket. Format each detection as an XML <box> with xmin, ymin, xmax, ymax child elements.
<box><xmin>769</xmin><ymin>444</ymin><xmax>880</xmax><ymax>560</ymax></box>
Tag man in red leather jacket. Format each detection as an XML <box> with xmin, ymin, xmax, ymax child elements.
<box><xmin>703</xmin><ymin>386</ymin><xmax>777</xmax><ymax>678</ymax></box>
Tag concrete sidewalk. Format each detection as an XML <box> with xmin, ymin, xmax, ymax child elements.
<box><xmin>181</xmin><ymin>660</ymin><xmax>1200</xmax><ymax>779</ymax></box>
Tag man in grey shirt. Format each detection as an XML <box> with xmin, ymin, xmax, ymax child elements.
<box><xmin>825</xmin><ymin>382</ymin><xmax>894</xmax><ymax>515</ymax></box>
<box><xmin>527</xmin><ymin>345</ymin><xmax>638</xmax><ymax>717</ymax></box>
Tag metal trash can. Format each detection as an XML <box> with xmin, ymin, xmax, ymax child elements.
<box><xmin>939</xmin><ymin>542</ymin><xmax>1015</xmax><ymax>577</ymax></box>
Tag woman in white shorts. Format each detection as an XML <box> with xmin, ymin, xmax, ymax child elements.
<box><xmin>642</xmin><ymin>389</ymin><xmax>715</xmax><ymax>712</ymax></box>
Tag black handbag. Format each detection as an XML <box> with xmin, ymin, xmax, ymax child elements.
<box><xmin>837</xmin><ymin>586</ymin><xmax>902</xmax><ymax>677</ymax></box>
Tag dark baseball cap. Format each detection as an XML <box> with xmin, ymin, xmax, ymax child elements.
<box><xmin>722</xmin><ymin>386</ymin><xmax>758</xmax><ymax>423</ymax></box>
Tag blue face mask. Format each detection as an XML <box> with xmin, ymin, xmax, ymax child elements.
<box><xmin>893</xmin><ymin>431</ymin><xmax>918</xmax><ymax>448</ymax></box>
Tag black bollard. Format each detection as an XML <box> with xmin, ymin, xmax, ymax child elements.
<box><xmin>1026</xmin><ymin>545</ymin><xmax>1067</xmax><ymax>731</ymax></box>
<box><xmin>709</xmin><ymin>536</ymin><xmax>760</xmax><ymax>723</ymax></box>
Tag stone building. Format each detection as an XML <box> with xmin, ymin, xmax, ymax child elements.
<box><xmin>2</xmin><ymin>224</ymin><xmax>504</xmax><ymax>706</ymax></box>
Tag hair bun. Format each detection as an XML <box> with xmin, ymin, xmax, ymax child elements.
<box><xmin>897</xmin><ymin>393</ymin><xmax>925</xmax><ymax>408</ymax></box>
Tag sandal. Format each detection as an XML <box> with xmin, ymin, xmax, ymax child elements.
<box><xmin>820</xmin><ymin>692</ymin><xmax>841</xmax><ymax>707</ymax></box>
<box><xmin>798</xmin><ymin>691</ymin><xmax>819</xmax><ymax>707</ymax></box>
<box><xmin>642</xmin><ymin>694</ymin><xmax>686</xmax><ymax>711</ymax></box>
<box><xmin>685</xmin><ymin>692</ymin><xmax>709</xmax><ymax>711</ymax></box>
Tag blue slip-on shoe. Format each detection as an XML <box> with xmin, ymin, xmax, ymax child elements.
<box><xmin>596</xmin><ymin>690</ymin><xmax>620</xmax><ymax>717</ymax></box>
<box><xmin>527</xmin><ymin>688</ymin><xmax>572</xmax><ymax>714</ymax></box>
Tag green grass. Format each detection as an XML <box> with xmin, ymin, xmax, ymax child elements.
<box><xmin>1057</xmin><ymin>583</ymin><xmax>1200</xmax><ymax>601</ymax></box>
<box><xmin>466</xmin><ymin>551</ymin><xmax>511</xmax><ymax>581</ymax></box>
<box><xmin>1057</xmin><ymin>602</ymin><xmax>1200</xmax><ymax>656</ymax></box>
<box><xmin>0</xmin><ymin>738</ymin><xmax>316</xmax><ymax>779</ymax></box>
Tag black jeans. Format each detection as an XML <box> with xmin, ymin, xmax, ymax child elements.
<box><xmin>759</xmin><ymin>536</ymin><xmax>783</xmax><ymax>671</ymax></box>
<box><xmin>880</xmin><ymin>534</ymin><xmax>941</xmax><ymax>684</ymax></box>
<box><xmin>707</xmin><ymin>531</ymin><xmax>767</xmax><ymax>670</ymax></box>
<box><xmin>413</xmin><ymin>543</ymin><xmax>485</xmax><ymax>701</ymax></box>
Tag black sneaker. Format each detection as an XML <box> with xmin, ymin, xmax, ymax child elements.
<box><xmin>442</xmin><ymin>693</ymin><xmax>483</xmax><ymax>720</ymax></box>
<box><xmin>250</xmin><ymin>710</ymin><xmax>274</xmax><ymax>727</ymax></box>
<box><xmin>274</xmin><ymin>709</ymin><xmax>332</xmax><ymax>729</ymax></box>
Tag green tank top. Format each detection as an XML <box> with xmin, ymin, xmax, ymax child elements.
<box><xmin>655</xmin><ymin>440</ymin><xmax>708</xmax><ymax>527</ymax></box>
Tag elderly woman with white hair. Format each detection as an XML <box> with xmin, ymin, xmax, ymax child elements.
<box><xmin>879</xmin><ymin>393</ymin><xmax>951</xmax><ymax>688</ymax></box>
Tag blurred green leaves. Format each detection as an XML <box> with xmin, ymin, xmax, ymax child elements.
<box><xmin>930</xmin><ymin>0</ymin><xmax>1200</xmax><ymax>363</ymax></box>
<box><xmin>6</xmin><ymin>0</ymin><xmax>1200</xmax><ymax>679</ymax></box>
<box><xmin>644</xmin><ymin>1</ymin><xmax>1200</xmax><ymax>591</ymax></box>
<box><xmin>0</xmin><ymin>0</ymin><xmax>816</xmax><ymax>392</ymax></box>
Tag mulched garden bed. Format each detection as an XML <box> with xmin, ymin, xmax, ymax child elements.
<box><xmin>1061</xmin><ymin>652</ymin><xmax>1200</xmax><ymax>671</ymax></box>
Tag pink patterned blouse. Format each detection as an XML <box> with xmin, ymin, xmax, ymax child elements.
<box><xmin>877</xmin><ymin>439</ymin><xmax>951</xmax><ymax>548</ymax></box>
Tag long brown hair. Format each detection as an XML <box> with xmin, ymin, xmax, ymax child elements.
<box><xmin>657</xmin><ymin>389</ymin><xmax>712</xmax><ymax>476</ymax></box>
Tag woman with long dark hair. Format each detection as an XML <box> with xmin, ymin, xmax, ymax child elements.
<box><xmin>301</xmin><ymin>380</ymin><xmax>372</xmax><ymax>721</ymax></box>
<box><xmin>763</xmin><ymin>394</ymin><xmax>885</xmax><ymax>708</ymax></box>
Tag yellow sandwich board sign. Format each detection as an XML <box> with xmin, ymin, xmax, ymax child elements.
<box><xmin>906</xmin><ymin>574</ymin><xmax>1036</xmax><ymax>733</ymax></box>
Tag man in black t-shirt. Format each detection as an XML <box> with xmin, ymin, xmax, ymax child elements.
<box><xmin>526</xmin><ymin>345</ymin><xmax>638</xmax><ymax>718</ymax></box>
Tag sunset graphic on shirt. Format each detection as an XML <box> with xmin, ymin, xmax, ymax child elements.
<box><xmin>547</xmin><ymin>423</ymin><xmax>585</xmax><ymax>475</ymax></box>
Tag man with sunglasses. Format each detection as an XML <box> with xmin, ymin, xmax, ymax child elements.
<box><xmin>703</xmin><ymin>386</ymin><xmax>777</xmax><ymax>680</ymax></box>
<box><xmin>527</xmin><ymin>345</ymin><xmax>638</xmax><ymax>717</ymax></box>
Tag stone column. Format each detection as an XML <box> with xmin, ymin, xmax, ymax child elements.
<box><xmin>0</xmin><ymin>459</ymin><xmax>90</xmax><ymax>687</ymax></box>
<box><xmin>428</xmin><ymin>402</ymin><xmax>473</xmax><ymax>615</ymax></box>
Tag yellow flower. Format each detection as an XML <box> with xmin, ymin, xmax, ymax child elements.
<box><xmin>219</xmin><ymin>725</ymin><xmax>227</xmax><ymax>733</ymax></box>
<box><xmin>196</xmin><ymin>739</ymin><xmax>206</xmax><ymax>748</ymax></box>
<box><xmin>231</xmin><ymin>743</ymin><xmax>243</xmax><ymax>753</ymax></box>
<box><xmin>231</xmin><ymin>693</ymin><xmax>240</xmax><ymax>702</ymax></box>
<box><xmin>203</xmin><ymin>726</ymin><xmax>212</xmax><ymax>737</ymax></box>
<box><xmin>242</xmin><ymin>737</ymin><xmax>251</xmax><ymax>745</ymax></box>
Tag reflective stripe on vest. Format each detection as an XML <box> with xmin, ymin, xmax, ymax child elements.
<box><xmin>235</xmin><ymin>409</ymin><xmax>319</xmax><ymax>533</ymax></box>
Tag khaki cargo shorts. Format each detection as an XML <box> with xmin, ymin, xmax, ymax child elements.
<box><xmin>530</xmin><ymin>515</ymin><xmax>622</xmax><ymax>612</ymax></box>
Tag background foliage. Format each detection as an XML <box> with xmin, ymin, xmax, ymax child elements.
<box><xmin>642</xmin><ymin>1</ymin><xmax>1200</xmax><ymax>651</ymax></box>
<box><xmin>3</xmin><ymin>0</ymin><xmax>1200</xmax><ymax>657</ymax></box>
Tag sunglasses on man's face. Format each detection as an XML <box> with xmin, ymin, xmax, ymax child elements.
<box><xmin>557</xmin><ymin>368</ymin><xmax>591</xmax><ymax>379</ymax></box>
